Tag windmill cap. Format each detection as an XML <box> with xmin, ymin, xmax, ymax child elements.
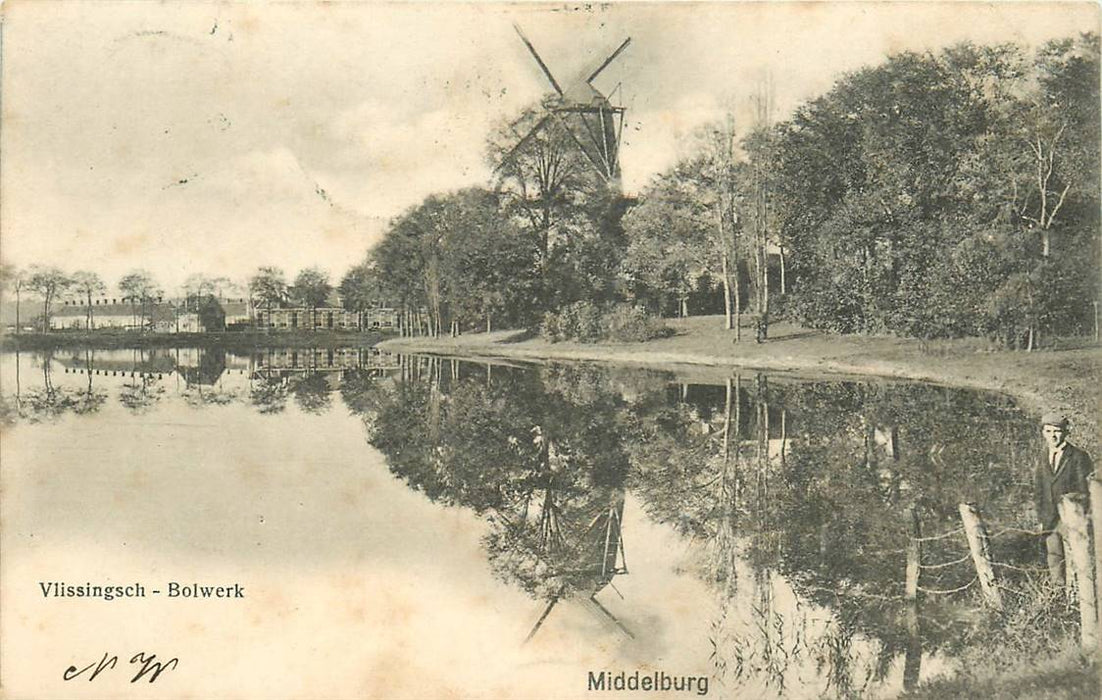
<box><xmin>1040</xmin><ymin>412</ymin><xmax>1069</xmax><ymax>429</ymax></box>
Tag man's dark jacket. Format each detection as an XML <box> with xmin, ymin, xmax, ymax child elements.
<box><xmin>1035</xmin><ymin>443</ymin><xmax>1094</xmax><ymax>531</ymax></box>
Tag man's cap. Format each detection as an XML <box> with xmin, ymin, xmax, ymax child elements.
<box><xmin>1040</xmin><ymin>412</ymin><xmax>1069</xmax><ymax>429</ymax></box>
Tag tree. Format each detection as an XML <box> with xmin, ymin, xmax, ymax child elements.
<box><xmin>117</xmin><ymin>270</ymin><xmax>161</xmax><ymax>333</ymax></box>
<box><xmin>339</xmin><ymin>261</ymin><xmax>387</xmax><ymax>329</ymax></box>
<box><xmin>248</xmin><ymin>266</ymin><xmax>288</xmax><ymax>331</ymax></box>
<box><xmin>487</xmin><ymin>103</ymin><xmax>621</xmax><ymax>314</ymax></box>
<box><xmin>70</xmin><ymin>271</ymin><xmax>107</xmax><ymax>330</ymax></box>
<box><xmin>622</xmin><ymin>173</ymin><xmax>714</xmax><ymax>317</ymax></box>
<box><xmin>0</xmin><ymin>264</ymin><xmax>26</xmax><ymax>334</ymax></box>
<box><xmin>625</xmin><ymin>117</ymin><xmax>748</xmax><ymax>338</ymax></box>
<box><xmin>375</xmin><ymin>195</ymin><xmax>456</xmax><ymax>337</ymax></box>
<box><xmin>369</xmin><ymin>218</ymin><xmax>430</xmax><ymax>337</ymax></box>
<box><xmin>766</xmin><ymin>37</ymin><xmax>1100</xmax><ymax>344</ymax></box>
<box><xmin>743</xmin><ymin>75</ymin><xmax>779</xmax><ymax>339</ymax></box>
<box><xmin>441</xmin><ymin>188</ymin><xmax>539</xmax><ymax>333</ymax></box>
<box><xmin>1019</xmin><ymin>35</ymin><xmax>1100</xmax><ymax>259</ymax></box>
<box><xmin>695</xmin><ymin>117</ymin><xmax>746</xmax><ymax>337</ymax></box>
<box><xmin>487</xmin><ymin>103</ymin><xmax>603</xmax><ymax>273</ymax></box>
<box><xmin>291</xmin><ymin>267</ymin><xmax>332</xmax><ymax>331</ymax></box>
<box><xmin>27</xmin><ymin>266</ymin><xmax>71</xmax><ymax>332</ymax></box>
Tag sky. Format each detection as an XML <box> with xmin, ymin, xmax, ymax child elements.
<box><xmin>1</xmin><ymin>1</ymin><xmax>1097</xmax><ymax>293</ymax></box>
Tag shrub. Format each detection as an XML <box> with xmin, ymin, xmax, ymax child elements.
<box><xmin>540</xmin><ymin>302</ymin><xmax>669</xmax><ymax>343</ymax></box>
<box><xmin>539</xmin><ymin>310</ymin><xmax>566</xmax><ymax>343</ymax></box>
<box><xmin>568</xmin><ymin>301</ymin><xmax>604</xmax><ymax>343</ymax></box>
<box><xmin>603</xmin><ymin>303</ymin><xmax>671</xmax><ymax>343</ymax></box>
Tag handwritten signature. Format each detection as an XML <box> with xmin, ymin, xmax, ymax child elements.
<box><xmin>64</xmin><ymin>651</ymin><xmax>179</xmax><ymax>683</ymax></box>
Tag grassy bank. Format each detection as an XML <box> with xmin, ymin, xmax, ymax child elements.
<box><xmin>1</xmin><ymin>329</ymin><xmax>388</xmax><ymax>351</ymax></box>
<box><xmin>379</xmin><ymin>315</ymin><xmax>1101</xmax><ymax>453</ymax></box>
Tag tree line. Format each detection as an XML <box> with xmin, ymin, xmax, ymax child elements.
<box><xmin>339</xmin><ymin>34</ymin><xmax>1098</xmax><ymax>347</ymax></box>
<box><xmin>5</xmin><ymin>35</ymin><xmax>1095</xmax><ymax>346</ymax></box>
<box><xmin>0</xmin><ymin>264</ymin><xmax>348</xmax><ymax>333</ymax></box>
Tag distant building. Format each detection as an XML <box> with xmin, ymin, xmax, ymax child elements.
<box><xmin>176</xmin><ymin>312</ymin><xmax>203</xmax><ymax>333</ymax></box>
<box><xmin>256</xmin><ymin>307</ymin><xmax>359</xmax><ymax>331</ymax></box>
<box><xmin>51</xmin><ymin>298</ymin><xmax>175</xmax><ymax>331</ymax></box>
<box><xmin>363</xmin><ymin>307</ymin><xmax>398</xmax><ymax>330</ymax></box>
<box><xmin>220</xmin><ymin>299</ymin><xmax>252</xmax><ymax>328</ymax></box>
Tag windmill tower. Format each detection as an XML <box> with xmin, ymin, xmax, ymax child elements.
<box><xmin>504</xmin><ymin>24</ymin><xmax>631</xmax><ymax>190</ymax></box>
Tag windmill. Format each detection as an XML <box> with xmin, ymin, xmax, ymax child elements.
<box><xmin>503</xmin><ymin>24</ymin><xmax>631</xmax><ymax>189</ymax></box>
<box><xmin>522</xmin><ymin>492</ymin><xmax>631</xmax><ymax>644</ymax></box>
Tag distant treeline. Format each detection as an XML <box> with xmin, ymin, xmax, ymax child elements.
<box><xmin>342</xmin><ymin>35</ymin><xmax>1098</xmax><ymax>346</ymax></box>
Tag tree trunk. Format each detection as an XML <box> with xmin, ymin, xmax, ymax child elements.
<box><xmin>779</xmin><ymin>246</ymin><xmax>787</xmax><ymax>294</ymax></box>
<box><xmin>43</xmin><ymin>291</ymin><xmax>52</xmax><ymax>334</ymax></box>
<box><xmin>721</xmin><ymin>253</ymin><xmax>734</xmax><ymax>336</ymax></box>
<box><xmin>903</xmin><ymin>507</ymin><xmax>922</xmax><ymax>692</ymax></box>
<box><xmin>733</xmin><ymin>258</ymin><xmax>742</xmax><ymax>342</ymax></box>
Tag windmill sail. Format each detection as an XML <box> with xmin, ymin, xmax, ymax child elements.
<box><xmin>505</xmin><ymin>25</ymin><xmax>630</xmax><ymax>187</ymax></box>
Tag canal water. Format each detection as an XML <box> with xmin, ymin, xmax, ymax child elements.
<box><xmin>0</xmin><ymin>347</ymin><xmax>1045</xmax><ymax>699</ymax></box>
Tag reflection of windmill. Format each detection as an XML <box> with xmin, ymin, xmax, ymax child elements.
<box><xmin>504</xmin><ymin>24</ymin><xmax>630</xmax><ymax>188</ymax></box>
<box><xmin>524</xmin><ymin>493</ymin><xmax>632</xmax><ymax>643</ymax></box>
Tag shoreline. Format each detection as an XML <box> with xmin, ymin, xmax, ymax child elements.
<box><xmin>378</xmin><ymin>316</ymin><xmax>1102</xmax><ymax>452</ymax></box>
<box><xmin>0</xmin><ymin>330</ymin><xmax>387</xmax><ymax>351</ymax></box>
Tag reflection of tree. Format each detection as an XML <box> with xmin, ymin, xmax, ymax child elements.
<box><xmin>249</xmin><ymin>374</ymin><xmax>290</xmax><ymax>415</ymax></box>
<box><xmin>13</xmin><ymin>352</ymin><xmax>107</xmax><ymax>423</ymax></box>
<box><xmin>339</xmin><ymin>369</ymin><xmax>388</xmax><ymax>422</ymax></box>
<box><xmin>292</xmin><ymin>372</ymin><xmax>333</xmax><ymax>415</ymax></box>
<box><xmin>118</xmin><ymin>374</ymin><xmax>165</xmax><ymax>414</ymax></box>
<box><xmin>0</xmin><ymin>394</ymin><xmax>18</xmax><ymax>425</ymax></box>
<box><xmin>73</xmin><ymin>385</ymin><xmax>108</xmax><ymax>415</ymax></box>
<box><xmin>629</xmin><ymin>374</ymin><xmax>1038</xmax><ymax>695</ymax></box>
<box><xmin>74</xmin><ymin>349</ymin><xmax>108</xmax><ymax>415</ymax></box>
<box><xmin>367</xmin><ymin>362</ymin><xmax>631</xmax><ymax>605</ymax></box>
<box><xmin>361</xmin><ymin>356</ymin><xmax>1042</xmax><ymax>688</ymax></box>
<box><xmin>182</xmin><ymin>386</ymin><xmax>239</xmax><ymax>407</ymax></box>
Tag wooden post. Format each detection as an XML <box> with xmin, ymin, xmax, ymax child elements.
<box><xmin>1091</xmin><ymin>478</ymin><xmax>1102</xmax><ymax>665</ymax></box>
<box><xmin>903</xmin><ymin>507</ymin><xmax>922</xmax><ymax>691</ymax></box>
<box><xmin>1088</xmin><ymin>302</ymin><xmax>1097</xmax><ymax>346</ymax></box>
<box><xmin>959</xmin><ymin>503</ymin><xmax>1003</xmax><ymax>610</ymax></box>
<box><xmin>1058</xmin><ymin>494</ymin><xmax>1097</xmax><ymax>650</ymax></box>
<box><xmin>523</xmin><ymin>598</ymin><xmax>559</xmax><ymax>644</ymax></box>
<box><xmin>1091</xmin><ymin>478</ymin><xmax>1102</xmax><ymax>602</ymax></box>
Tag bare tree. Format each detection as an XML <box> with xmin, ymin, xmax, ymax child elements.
<box><xmin>117</xmin><ymin>270</ymin><xmax>161</xmax><ymax>333</ymax></box>
<box><xmin>0</xmin><ymin>264</ymin><xmax>27</xmax><ymax>334</ymax></box>
<box><xmin>700</xmin><ymin>115</ymin><xmax>745</xmax><ymax>338</ymax></box>
<box><xmin>248</xmin><ymin>266</ymin><xmax>288</xmax><ymax>332</ymax></box>
<box><xmin>27</xmin><ymin>266</ymin><xmax>71</xmax><ymax>333</ymax></box>
<box><xmin>70</xmin><ymin>271</ymin><xmax>107</xmax><ymax>330</ymax></box>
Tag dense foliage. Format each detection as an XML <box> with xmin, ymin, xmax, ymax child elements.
<box><xmin>773</xmin><ymin>36</ymin><xmax>1100</xmax><ymax>344</ymax></box>
<box><xmin>539</xmin><ymin>301</ymin><xmax>670</xmax><ymax>343</ymax></box>
<box><xmin>335</xmin><ymin>35</ymin><xmax>1098</xmax><ymax>347</ymax></box>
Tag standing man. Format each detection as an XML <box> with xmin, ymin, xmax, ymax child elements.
<box><xmin>1034</xmin><ymin>412</ymin><xmax>1094</xmax><ymax>585</ymax></box>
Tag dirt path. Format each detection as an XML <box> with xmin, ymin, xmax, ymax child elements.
<box><xmin>379</xmin><ymin>316</ymin><xmax>1102</xmax><ymax>451</ymax></box>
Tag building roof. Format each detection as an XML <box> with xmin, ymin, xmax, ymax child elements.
<box><xmin>221</xmin><ymin>300</ymin><xmax>250</xmax><ymax>316</ymax></box>
<box><xmin>0</xmin><ymin>300</ymin><xmax>45</xmax><ymax>324</ymax></box>
<box><xmin>55</xmin><ymin>301</ymin><xmax>178</xmax><ymax>322</ymax></box>
<box><xmin>55</xmin><ymin>303</ymin><xmax>145</xmax><ymax>318</ymax></box>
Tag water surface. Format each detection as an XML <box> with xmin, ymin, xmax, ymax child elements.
<box><xmin>0</xmin><ymin>347</ymin><xmax>1044</xmax><ymax>699</ymax></box>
